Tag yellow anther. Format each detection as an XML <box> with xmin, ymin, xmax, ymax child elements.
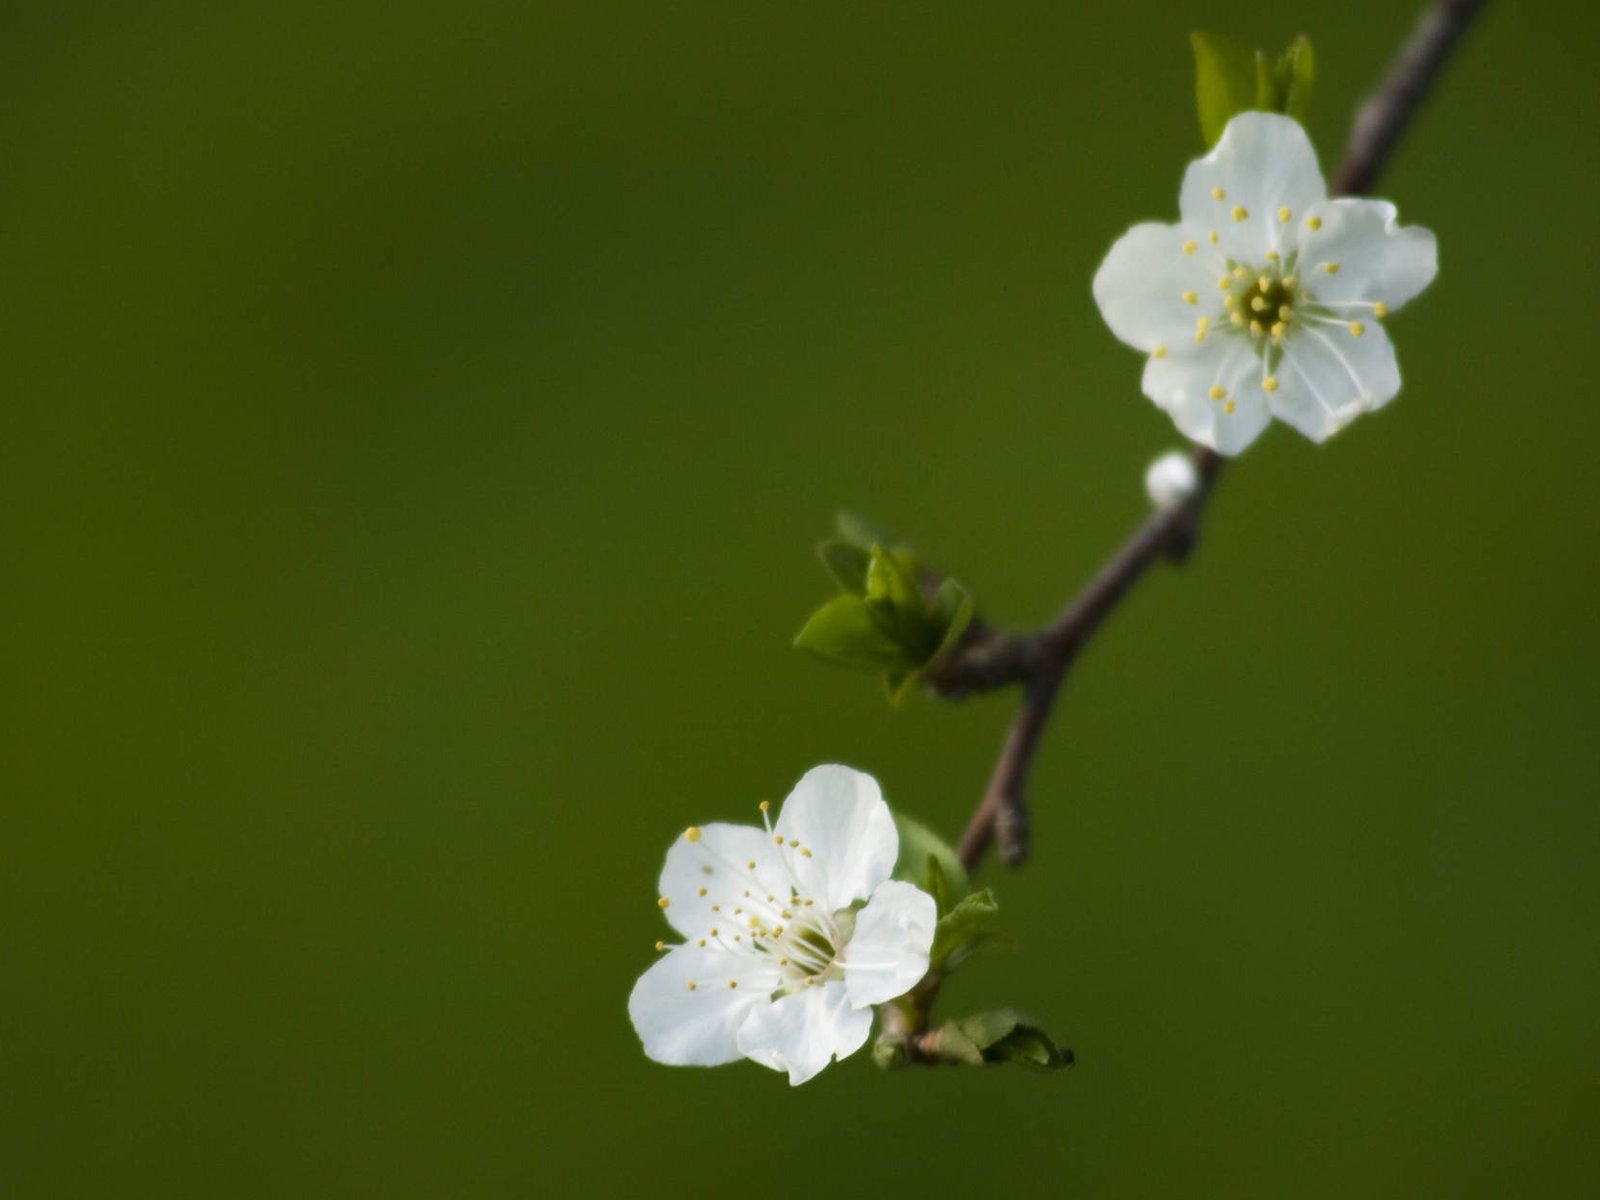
<box><xmin>687</xmin><ymin>981</ymin><xmax>697</xmax><ymax>991</ymax></box>
<box><xmin>1208</xmin><ymin>384</ymin><xmax>1227</xmax><ymax>401</ymax></box>
<box><xmin>1258</xmin><ymin>276</ymin><xmax>1271</xmax><ymax>293</ymax></box>
<box><xmin>1278</xmin><ymin>206</ymin><xmax>1291</xmax><ymax>224</ymax></box>
<box><xmin>781</xmin><ymin>910</ymin><xmax>792</xmax><ymax>919</ymax></box>
<box><xmin>657</xmin><ymin>897</ymin><xmax>671</xmax><ymax>909</ymax></box>
<box><xmin>1231</xmin><ymin>205</ymin><xmax>1248</xmax><ymax>222</ymax></box>
<box><xmin>1152</xmin><ymin>345</ymin><xmax>1167</xmax><ymax>359</ymax></box>
<box><xmin>803</xmin><ymin>899</ymin><xmax>814</xmax><ymax>906</ymax></box>
<box><xmin>788</xmin><ymin>839</ymin><xmax>800</xmax><ymax>848</ymax></box>
<box><xmin>773</xmin><ymin>835</ymin><xmax>783</xmax><ymax>845</ymax></box>
<box><xmin>711</xmin><ymin>927</ymin><xmax>719</xmax><ymax>935</ymax></box>
<box><xmin>1270</xmin><ymin>321</ymin><xmax>1286</xmax><ymax>343</ymax></box>
<box><xmin>728</xmin><ymin>980</ymin><xmax>738</xmax><ymax>989</ymax></box>
<box><xmin>1230</xmin><ymin>312</ymin><xmax>1246</xmax><ymax>328</ymax></box>
<box><xmin>758</xmin><ymin>800</ymin><xmax>770</xmax><ymax>812</ymax></box>
<box><xmin>1223</xmin><ymin>294</ymin><xmax>1237</xmax><ymax>311</ymax></box>
<box><xmin>655</xmin><ymin>941</ymin><xmax>667</xmax><ymax>951</ymax></box>
<box><xmin>800</xmin><ymin>848</ymin><xmax>813</xmax><ymax>858</ymax></box>
<box><xmin>1183</xmin><ymin>239</ymin><xmax>1197</xmax><ymax>255</ymax></box>
<box><xmin>778</xmin><ymin>957</ymin><xmax>789</xmax><ymax>967</ymax></box>
<box><xmin>1182</xmin><ymin>290</ymin><xmax>1198</xmax><ymax>305</ymax></box>
<box><xmin>1251</xmin><ymin>296</ymin><xmax>1267</xmax><ymax>312</ymax></box>
<box><xmin>1265</xmin><ymin>250</ymin><xmax>1280</xmax><ymax>262</ymax></box>
<box><xmin>1349</xmin><ymin>321</ymin><xmax>1366</xmax><ymax>337</ymax></box>
<box><xmin>697</xmin><ymin>887</ymin><xmax>707</xmax><ymax>896</ymax></box>
<box><xmin>1249</xmin><ymin>319</ymin><xmax>1264</xmax><ymax>338</ymax></box>
<box><xmin>1279</xmin><ymin>305</ymin><xmax>1293</xmax><ymax>321</ymax></box>
<box><xmin>685</xmin><ymin>826</ymin><xmax>701</xmax><ymax>842</ymax></box>
<box><xmin>772</xmin><ymin>926</ymin><xmax>784</xmax><ymax>937</ymax></box>
<box><xmin>745</xmin><ymin>860</ymin><xmax>756</xmax><ymax>869</ymax></box>
<box><xmin>1373</xmin><ymin>302</ymin><xmax>1389</xmax><ymax>318</ymax></box>
<box><xmin>1306</xmin><ymin>215</ymin><xmax>1323</xmax><ymax>231</ymax></box>
<box><xmin>733</xmin><ymin>907</ymin><xmax>742</xmax><ymax>915</ymax></box>
<box><xmin>697</xmin><ymin>938</ymin><xmax>706</xmax><ymax>946</ymax></box>
<box><xmin>1282</xmin><ymin>275</ymin><xmax>1297</xmax><ymax>288</ymax></box>
<box><xmin>1208</xmin><ymin>230</ymin><xmax>1219</xmax><ymax>244</ymax></box>
<box><xmin>1263</xmin><ymin>376</ymin><xmax>1279</xmax><ymax>392</ymax></box>
<box><xmin>1211</xmin><ymin>186</ymin><xmax>1226</xmax><ymax>201</ymax></box>
<box><xmin>1218</xmin><ymin>275</ymin><xmax>1232</xmax><ymax>290</ymax></box>
<box><xmin>1322</xmin><ymin>261</ymin><xmax>1341</xmax><ymax>275</ymax></box>
<box><xmin>1233</xmin><ymin>265</ymin><xmax>1249</xmax><ymax>280</ymax></box>
<box><xmin>742</xmin><ymin>890</ymin><xmax>750</xmax><ymax>898</ymax></box>
<box><xmin>711</xmin><ymin>905</ymin><xmax>720</xmax><ymax>912</ymax></box>
<box><xmin>1195</xmin><ymin>315</ymin><xmax>1209</xmax><ymax>343</ymax></box>
<box><xmin>1224</xmin><ymin>399</ymin><xmax>1237</xmax><ymax>415</ymax></box>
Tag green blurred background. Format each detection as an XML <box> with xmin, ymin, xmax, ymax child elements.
<box><xmin>4</xmin><ymin>1</ymin><xmax>1596</xmax><ymax>1194</ymax></box>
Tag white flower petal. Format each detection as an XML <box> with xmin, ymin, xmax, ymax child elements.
<box><xmin>1179</xmin><ymin>112</ymin><xmax>1326</xmax><ymax>263</ymax></box>
<box><xmin>1298</xmin><ymin>198</ymin><xmax>1437</xmax><ymax>312</ymax></box>
<box><xmin>843</xmin><ymin>880</ymin><xmax>937</xmax><ymax>1007</ymax></box>
<box><xmin>735</xmin><ymin>979</ymin><xmax>872</xmax><ymax>1085</ymax></box>
<box><xmin>1273</xmin><ymin>321</ymin><xmax>1402</xmax><ymax>441</ymax></box>
<box><xmin>1091</xmin><ymin>222</ymin><xmax>1225</xmax><ymax>352</ymax></box>
<box><xmin>773</xmin><ymin>765</ymin><xmax>897</xmax><ymax>911</ymax></box>
<box><xmin>628</xmin><ymin>945</ymin><xmax>780</xmax><ymax>1067</ymax></box>
<box><xmin>1141</xmin><ymin>338</ymin><xmax>1271</xmax><ymax>455</ymax></box>
<box><xmin>658</xmin><ymin>822</ymin><xmax>788</xmax><ymax>938</ymax></box>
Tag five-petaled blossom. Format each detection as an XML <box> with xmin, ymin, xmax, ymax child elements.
<box><xmin>628</xmin><ymin>764</ymin><xmax>937</xmax><ymax>1085</ymax></box>
<box><xmin>1093</xmin><ymin>112</ymin><xmax>1437</xmax><ymax>454</ymax></box>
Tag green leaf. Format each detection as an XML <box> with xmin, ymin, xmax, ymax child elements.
<box><xmin>865</xmin><ymin>544</ymin><xmax>922</xmax><ymax>612</ymax></box>
<box><xmin>882</xmin><ymin>668</ymin><xmax>922</xmax><ymax>708</ymax></box>
<box><xmin>1274</xmin><ymin>35</ymin><xmax>1314</xmax><ymax>124</ymax></box>
<box><xmin>794</xmin><ymin>595</ymin><xmax>917</xmax><ymax>670</ymax></box>
<box><xmin>864</xmin><ymin>545</ymin><xmax>938</xmax><ymax>658</ymax></box>
<box><xmin>943</xmin><ymin>1009</ymin><xmax>1074</xmax><ymax>1070</ymax></box>
<box><xmin>816</xmin><ymin>540</ymin><xmax>871</xmax><ymax>595</ymax></box>
<box><xmin>835</xmin><ymin>511</ymin><xmax>901</xmax><ymax>552</ymax></box>
<box><xmin>1190</xmin><ymin>31</ymin><xmax>1259</xmax><ymax>147</ymax></box>
<box><xmin>930</xmin><ymin>888</ymin><xmax>1002</xmax><ymax>969</ymax></box>
<box><xmin>928</xmin><ymin>577</ymin><xmax>975</xmax><ymax>668</ymax></box>
<box><xmin>892</xmin><ymin>812</ymin><xmax>968</xmax><ymax>912</ymax></box>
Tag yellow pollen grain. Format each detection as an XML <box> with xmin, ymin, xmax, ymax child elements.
<box><xmin>1231</xmin><ymin>205</ymin><xmax>1248</xmax><ymax>222</ymax></box>
<box><xmin>1195</xmin><ymin>315</ymin><xmax>1209</xmax><ymax>343</ymax></box>
<box><xmin>1183</xmin><ymin>239</ymin><xmax>1197</xmax><ymax>255</ymax></box>
<box><xmin>1224</xmin><ymin>399</ymin><xmax>1237</xmax><ymax>414</ymax></box>
<box><xmin>657</xmin><ymin>897</ymin><xmax>671</xmax><ymax>909</ymax></box>
<box><xmin>1211</xmin><ymin>186</ymin><xmax>1226</xmax><ymax>201</ymax></box>
<box><xmin>1263</xmin><ymin>376</ymin><xmax>1279</xmax><ymax>392</ymax></box>
<box><xmin>1152</xmin><ymin>345</ymin><xmax>1167</xmax><ymax>359</ymax></box>
<box><xmin>1322</xmin><ymin>261</ymin><xmax>1341</xmax><ymax>275</ymax></box>
<box><xmin>1349</xmin><ymin>321</ymin><xmax>1366</xmax><ymax>337</ymax></box>
<box><xmin>1373</xmin><ymin>302</ymin><xmax>1389</xmax><ymax>318</ymax></box>
<box><xmin>1183</xmin><ymin>290</ymin><xmax>1198</xmax><ymax>305</ymax></box>
<box><xmin>1278</xmin><ymin>206</ymin><xmax>1291</xmax><ymax>224</ymax></box>
<box><xmin>1208</xmin><ymin>384</ymin><xmax>1226</xmax><ymax>401</ymax></box>
<box><xmin>684</xmin><ymin>826</ymin><xmax>701</xmax><ymax>843</ymax></box>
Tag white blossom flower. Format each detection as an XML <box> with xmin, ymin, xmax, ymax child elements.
<box><xmin>1093</xmin><ymin>112</ymin><xmax>1437</xmax><ymax>454</ymax></box>
<box><xmin>1144</xmin><ymin>450</ymin><xmax>1199</xmax><ymax>509</ymax></box>
<box><xmin>628</xmin><ymin>764</ymin><xmax>937</xmax><ymax>1085</ymax></box>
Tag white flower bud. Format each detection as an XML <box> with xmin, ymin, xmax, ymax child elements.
<box><xmin>1144</xmin><ymin>451</ymin><xmax>1199</xmax><ymax>510</ymax></box>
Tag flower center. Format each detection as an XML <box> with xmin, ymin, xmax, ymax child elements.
<box><xmin>1221</xmin><ymin>259</ymin><xmax>1304</xmax><ymax>345</ymax></box>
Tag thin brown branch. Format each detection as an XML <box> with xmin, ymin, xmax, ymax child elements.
<box><xmin>936</xmin><ymin>0</ymin><xmax>1486</xmax><ymax>874</ymax></box>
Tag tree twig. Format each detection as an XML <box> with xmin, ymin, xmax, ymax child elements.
<box><xmin>932</xmin><ymin>0</ymin><xmax>1486</xmax><ymax>874</ymax></box>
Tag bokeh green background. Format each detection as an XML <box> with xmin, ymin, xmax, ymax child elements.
<box><xmin>4</xmin><ymin>1</ymin><xmax>1596</xmax><ymax>1195</ymax></box>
